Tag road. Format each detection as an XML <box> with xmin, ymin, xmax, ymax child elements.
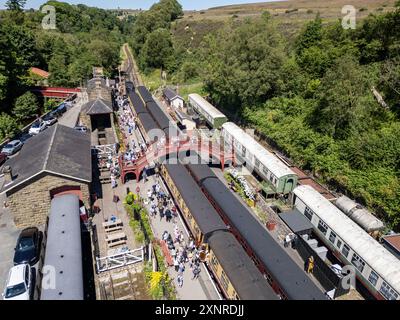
<box><xmin>58</xmin><ymin>91</ymin><xmax>88</xmax><ymax>128</ymax></box>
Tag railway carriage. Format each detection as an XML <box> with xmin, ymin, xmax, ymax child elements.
<box><xmin>137</xmin><ymin>86</ymin><xmax>154</xmax><ymax>103</ymax></box>
<box><xmin>137</xmin><ymin>112</ymin><xmax>161</xmax><ymax>142</ymax></box>
<box><xmin>41</xmin><ymin>194</ymin><xmax>84</xmax><ymax>300</ymax></box>
<box><xmin>125</xmin><ymin>81</ymin><xmax>135</xmax><ymax>93</ymax></box>
<box><xmin>162</xmin><ymin>162</ymin><xmax>277</xmax><ymax>300</ymax></box>
<box><xmin>207</xmin><ymin>231</ymin><xmax>278</xmax><ymax>300</ymax></box>
<box><xmin>185</xmin><ymin>158</ymin><xmax>326</xmax><ymax>300</ymax></box>
<box><xmin>147</xmin><ymin>101</ymin><xmax>171</xmax><ymax>131</ymax></box>
<box><xmin>128</xmin><ymin>91</ymin><xmax>147</xmax><ymax>115</ymax></box>
<box><xmin>221</xmin><ymin>122</ymin><xmax>297</xmax><ymax>195</ymax></box>
<box><xmin>293</xmin><ymin>185</ymin><xmax>400</xmax><ymax>301</ymax></box>
<box><xmin>188</xmin><ymin>94</ymin><xmax>227</xmax><ymax>129</ymax></box>
<box><xmin>161</xmin><ymin>163</ymin><xmax>227</xmax><ymax>244</ymax></box>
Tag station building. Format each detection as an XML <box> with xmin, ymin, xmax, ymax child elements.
<box><xmin>1</xmin><ymin>124</ymin><xmax>92</xmax><ymax>229</ymax></box>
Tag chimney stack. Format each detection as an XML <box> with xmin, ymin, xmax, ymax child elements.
<box><xmin>3</xmin><ymin>165</ymin><xmax>13</xmax><ymax>184</ymax></box>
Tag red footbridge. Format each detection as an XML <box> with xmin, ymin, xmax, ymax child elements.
<box><xmin>30</xmin><ymin>86</ymin><xmax>81</xmax><ymax>99</ymax></box>
<box><xmin>118</xmin><ymin>135</ymin><xmax>236</xmax><ymax>183</ymax></box>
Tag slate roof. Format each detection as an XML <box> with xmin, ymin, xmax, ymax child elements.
<box><xmin>87</xmin><ymin>77</ymin><xmax>107</xmax><ymax>91</ymax></box>
<box><xmin>1</xmin><ymin>124</ymin><xmax>91</xmax><ymax>195</ymax></box>
<box><xmin>163</xmin><ymin>87</ymin><xmax>183</xmax><ymax>102</ymax></box>
<box><xmin>279</xmin><ymin>209</ymin><xmax>314</xmax><ymax>234</ymax></box>
<box><xmin>81</xmin><ymin>98</ymin><xmax>113</xmax><ymax>115</ymax></box>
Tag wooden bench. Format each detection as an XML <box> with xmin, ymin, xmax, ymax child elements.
<box><xmin>105</xmin><ymin>225</ymin><xmax>123</xmax><ymax>233</ymax></box>
<box><xmin>107</xmin><ymin>239</ymin><xmax>127</xmax><ymax>248</ymax></box>
<box><xmin>100</xmin><ymin>172</ymin><xmax>111</xmax><ymax>184</ymax></box>
<box><xmin>103</xmin><ymin>219</ymin><xmax>123</xmax><ymax>233</ymax></box>
<box><xmin>106</xmin><ymin>232</ymin><xmax>127</xmax><ymax>248</ymax></box>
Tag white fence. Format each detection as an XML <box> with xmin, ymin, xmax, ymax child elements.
<box><xmin>96</xmin><ymin>247</ymin><xmax>144</xmax><ymax>273</ymax></box>
<box><xmin>92</xmin><ymin>144</ymin><xmax>116</xmax><ymax>157</ymax></box>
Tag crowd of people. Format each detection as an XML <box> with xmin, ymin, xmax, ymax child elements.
<box><xmin>97</xmin><ymin>150</ymin><xmax>120</xmax><ymax>188</ymax></box>
<box><xmin>116</xmin><ymin>90</ymin><xmax>204</xmax><ymax>292</ymax></box>
<box><xmin>162</xmin><ymin>227</ymin><xmax>202</xmax><ymax>288</ymax></box>
<box><xmin>145</xmin><ymin>182</ymin><xmax>203</xmax><ymax>289</ymax></box>
<box><xmin>117</xmin><ymin>94</ymin><xmax>148</xmax><ymax>166</ymax></box>
<box><xmin>146</xmin><ymin>182</ymin><xmax>177</xmax><ymax>223</ymax></box>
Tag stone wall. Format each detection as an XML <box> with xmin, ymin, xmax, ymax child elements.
<box><xmin>80</xmin><ymin>112</ymin><xmax>91</xmax><ymax>130</ymax></box>
<box><xmin>7</xmin><ymin>174</ymin><xmax>90</xmax><ymax>229</ymax></box>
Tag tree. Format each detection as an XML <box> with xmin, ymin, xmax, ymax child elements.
<box><xmin>309</xmin><ymin>55</ymin><xmax>377</xmax><ymax>139</ymax></box>
<box><xmin>5</xmin><ymin>0</ymin><xmax>26</xmax><ymax>11</ymax></box>
<box><xmin>13</xmin><ymin>92</ymin><xmax>39</xmax><ymax>121</ymax></box>
<box><xmin>139</xmin><ymin>28</ymin><xmax>174</xmax><ymax>70</ymax></box>
<box><xmin>295</xmin><ymin>14</ymin><xmax>323</xmax><ymax>54</ymax></box>
<box><xmin>0</xmin><ymin>113</ymin><xmax>19</xmax><ymax>141</ymax></box>
<box><xmin>202</xmin><ymin>18</ymin><xmax>286</xmax><ymax>109</ymax></box>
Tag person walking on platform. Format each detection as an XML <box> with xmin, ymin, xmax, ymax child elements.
<box><xmin>173</xmin><ymin>257</ymin><xmax>179</xmax><ymax>272</ymax></box>
<box><xmin>192</xmin><ymin>264</ymin><xmax>201</xmax><ymax>280</ymax></box>
<box><xmin>177</xmin><ymin>273</ymin><xmax>184</xmax><ymax>288</ymax></box>
<box><xmin>307</xmin><ymin>255</ymin><xmax>315</xmax><ymax>274</ymax></box>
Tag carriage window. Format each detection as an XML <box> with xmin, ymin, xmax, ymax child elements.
<box><xmin>368</xmin><ymin>271</ymin><xmax>379</xmax><ymax>287</ymax></box>
<box><xmin>211</xmin><ymin>255</ymin><xmax>218</xmax><ymax>269</ymax></box>
<box><xmin>336</xmin><ymin>239</ymin><xmax>342</xmax><ymax>250</ymax></box>
<box><xmin>255</xmin><ymin>158</ymin><xmax>261</xmax><ymax>168</ymax></box>
<box><xmin>380</xmin><ymin>282</ymin><xmax>399</xmax><ymax>300</ymax></box>
<box><xmin>342</xmin><ymin>244</ymin><xmax>350</xmax><ymax>258</ymax></box>
<box><xmin>317</xmin><ymin>220</ymin><xmax>328</xmax><ymax>236</ymax></box>
<box><xmin>329</xmin><ymin>231</ymin><xmax>337</xmax><ymax>244</ymax></box>
<box><xmin>304</xmin><ymin>207</ymin><xmax>313</xmax><ymax>221</ymax></box>
<box><xmin>220</xmin><ymin>271</ymin><xmax>229</xmax><ymax>291</ymax></box>
<box><xmin>351</xmin><ymin>253</ymin><xmax>366</xmax><ymax>273</ymax></box>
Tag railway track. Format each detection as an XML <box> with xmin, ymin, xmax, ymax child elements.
<box><xmin>122</xmin><ymin>44</ymin><xmax>143</xmax><ymax>87</ymax></box>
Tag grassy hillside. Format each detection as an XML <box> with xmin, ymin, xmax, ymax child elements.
<box><xmin>186</xmin><ymin>0</ymin><xmax>396</xmax><ymax>21</ymax></box>
<box><xmin>179</xmin><ymin>0</ymin><xmax>397</xmax><ymax>40</ymax></box>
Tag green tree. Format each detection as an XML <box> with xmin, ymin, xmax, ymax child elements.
<box><xmin>139</xmin><ymin>28</ymin><xmax>174</xmax><ymax>70</ymax></box>
<box><xmin>295</xmin><ymin>14</ymin><xmax>323</xmax><ymax>54</ymax></box>
<box><xmin>0</xmin><ymin>113</ymin><xmax>20</xmax><ymax>141</ymax></box>
<box><xmin>202</xmin><ymin>18</ymin><xmax>286</xmax><ymax>109</ymax></box>
<box><xmin>309</xmin><ymin>55</ymin><xmax>377</xmax><ymax>139</ymax></box>
<box><xmin>13</xmin><ymin>92</ymin><xmax>40</xmax><ymax>121</ymax></box>
<box><xmin>5</xmin><ymin>0</ymin><xmax>26</xmax><ymax>11</ymax></box>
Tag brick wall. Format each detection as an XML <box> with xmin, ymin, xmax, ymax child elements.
<box><xmin>7</xmin><ymin>174</ymin><xmax>90</xmax><ymax>229</ymax></box>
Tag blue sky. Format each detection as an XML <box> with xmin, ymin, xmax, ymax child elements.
<box><xmin>1</xmin><ymin>0</ymin><xmax>282</xmax><ymax>11</ymax></box>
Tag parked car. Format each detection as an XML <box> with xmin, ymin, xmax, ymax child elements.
<box><xmin>1</xmin><ymin>140</ymin><xmax>23</xmax><ymax>156</ymax></box>
<box><xmin>29</xmin><ymin>121</ymin><xmax>47</xmax><ymax>135</ymax></box>
<box><xmin>74</xmin><ymin>125</ymin><xmax>88</xmax><ymax>133</ymax></box>
<box><xmin>0</xmin><ymin>153</ymin><xmax>7</xmax><ymax>165</ymax></box>
<box><xmin>2</xmin><ymin>264</ymin><xmax>32</xmax><ymax>300</ymax></box>
<box><xmin>13</xmin><ymin>227</ymin><xmax>42</xmax><ymax>266</ymax></box>
<box><xmin>56</xmin><ymin>103</ymin><xmax>67</xmax><ymax>114</ymax></box>
<box><xmin>42</xmin><ymin>115</ymin><xmax>57</xmax><ymax>126</ymax></box>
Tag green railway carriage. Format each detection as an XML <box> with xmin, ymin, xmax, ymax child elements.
<box><xmin>188</xmin><ymin>93</ymin><xmax>227</xmax><ymax>129</ymax></box>
<box><xmin>221</xmin><ymin>122</ymin><xmax>298</xmax><ymax>195</ymax></box>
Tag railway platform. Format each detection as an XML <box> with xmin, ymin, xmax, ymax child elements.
<box><xmin>115</xmin><ymin>107</ymin><xmax>221</xmax><ymax>300</ymax></box>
